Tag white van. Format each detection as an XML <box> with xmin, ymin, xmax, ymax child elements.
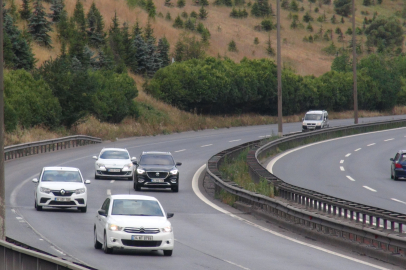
<box><xmin>302</xmin><ymin>110</ymin><xmax>329</xmax><ymax>132</ymax></box>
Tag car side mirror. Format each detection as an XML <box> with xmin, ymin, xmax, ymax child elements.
<box><xmin>98</xmin><ymin>209</ymin><xmax>107</xmax><ymax>216</ymax></box>
<box><xmin>167</xmin><ymin>213</ymin><xmax>174</xmax><ymax>219</ymax></box>
<box><xmin>85</xmin><ymin>180</ymin><xmax>91</xmax><ymax>184</ymax></box>
<box><xmin>131</xmin><ymin>157</ymin><xmax>137</xmax><ymax>161</ymax></box>
<box><xmin>176</xmin><ymin>162</ymin><xmax>182</xmax><ymax>166</ymax></box>
<box><xmin>92</xmin><ymin>156</ymin><xmax>98</xmax><ymax>160</ymax></box>
<box><xmin>390</xmin><ymin>158</ymin><xmax>394</xmax><ymax>161</ymax></box>
<box><xmin>132</xmin><ymin>160</ymin><xmax>138</xmax><ymax>165</ymax></box>
<box><xmin>32</xmin><ymin>178</ymin><xmax>38</xmax><ymax>183</ymax></box>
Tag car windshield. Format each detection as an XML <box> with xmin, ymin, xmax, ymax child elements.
<box><xmin>140</xmin><ymin>155</ymin><xmax>174</xmax><ymax>166</ymax></box>
<box><xmin>111</xmin><ymin>199</ymin><xmax>164</xmax><ymax>216</ymax></box>
<box><xmin>100</xmin><ymin>151</ymin><xmax>129</xmax><ymax>160</ymax></box>
<box><xmin>304</xmin><ymin>114</ymin><xmax>322</xmax><ymax>121</ymax></box>
<box><xmin>41</xmin><ymin>170</ymin><xmax>82</xmax><ymax>182</ymax></box>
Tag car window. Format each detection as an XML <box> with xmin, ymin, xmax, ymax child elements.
<box><xmin>304</xmin><ymin>114</ymin><xmax>322</xmax><ymax>121</ymax></box>
<box><xmin>111</xmin><ymin>199</ymin><xmax>164</xmax><ymax>216</ymax></box>
<box><xmin>395</xmin><ymin>153</ymin><xmax>400</xmax><ymax>160</ymax></box>
<box><xmin>41</xmin><ymin>170</ymin><xmax>82</xmax><ymax>182</ymax></box>
<box><xmin>139</xmin><ymin>155</ymin><xmax>174</xmax><ymax>166</ymax></box>
<box><xmin>400</xmin><ymin>154</ymin><xmax>406</xmax><ymax>162</ymax></box>
<box><xmin>101</xmin><ymin>198</ymin><xmax>110</xmax><ymax>213</ymax></box>
<box><xmin>100</xmin><ymin>151</ymin><xmax>129</xmax><ymax>160</ymax></box>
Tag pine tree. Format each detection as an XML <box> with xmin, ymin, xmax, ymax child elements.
<box><xmin>201</xmin><ymin>28</ymin><xmax>210</xmax><ymax>44</ymax></box>
<box><xmin>145</xmin><ymin>38</ymin><xmax>162</xmax><ymax>77</ymax></box>
<box><xmin>87</xmin><ymin>2</ymin><xmax>105</xmax><ymax>47</ymax></box>
<box><xmin>157</xmin><ymin>37</ymin><xmax>170</xmax><ymax>67</ymax></box>
<box><xmin>165</xmin><ymin>12</ymin><xmax>172</xmax><ymax>20</ymax></box>
<box><xmin>181</xmin><ymin>11</ymin><xmax>188</xmax><ymax>18</ymax></box>
<box><xmin>224</xmin><ymin>0</ymin><xmax>232</xmax><ymax>6</ymax></box>
<box><xmin>57</xmin><ymin>10</ymin><xmax>72</xmax><ymax>42</ymax></box>
<box><xmin>96</xmin><ymin>45</ymin><xmax>115</xmax><ymax>70</ymax></box>
<box><xmin>69</xmin><ymin>29</ymin><xmax>86</xmax><ymax>61</ymax></box>
<box><xmin>132</xmin><ymin>34</ymin><xmax>148</xmax><ymax>73</ymax></box>
<box><xmin>28</xmin><ymin>0</ymin><xmax>53</xmax><ymax>47</ymax></box>
<box><xmin>190</xmin><ymin>11</ymin><xmax>198</xmax><ymax>18</ymax></box>
<box><xmin>177</xmin><ymin>0</ymin><xmax>185</xmax><ymax>8</ymax></box>
<box><xmin>173</xmin><ymin>15</ymin><xmax>184</xmax><ymax>28</ymax></box>
<box><xmin>49</xmin><ymin>0</ymin><xmax>65</xmax><ymax>23</ymax></box>
<box><xmin>19</xmin><ymin>0</ymin><xmax>32</xmax><ymax>20</ymax></box>
<box><xmin>200</xmin><ymin>0</ymin><xmax>209</xmax><ymax>6</ymax></box>
<box><xmin>199</xmin><ymin>6</ymin><xmax>208</xmax><ymax>19</ymax></box>
<box><xmin>145</xmin><ymin>0</ymin><xmax>156</xmax><ymax>18</ymax></box>
<box><xmin>266</xmin><ymin>35</ymin><xmax>275</xmax><ymax>55</ymax></box>
<box><xmin>82</xmin><ymin>45</ymin><xmax>97</xmax><ymax>69</ymax></box>
<box><xmin>290</xmin><ymin>0</ymin><xmax>299</xmax><ymax>11</ymax></box>
<box><xmin>174</xmin><ymin>39</ymin><xmax>185</xmax><ymax>61</ymax></box>
<box><xmin>9</xmin><ymin>0</ymin><xmax>19</xmax><ymax>21</ymax></box>
<box><xmin>144</xmin><ymin>20</ymin><xmax>155</xmax><ymax>42</ymax></box>
<box><xmin>230</xmin><ymin>7</ymin><xmax>239</xmax><ymax>18</ymax></box>
<box><xmin>132</xmin><ymin>21</ymin><xmax>143</xmax><ymax>37</ymax></box>
<box><xmin>228</xmin><ymin>40</ymin><xmax>237</xmax><ymax>51</ymax></box>
<box><xmin>73</xmin><ymin>0</ymin><xmax>86</xmax><ymax>33</ymax></box>
<box><xmin>108</xmin><ymin>13</ymin><xmax>127</xmax><ymax>64</ymax></box>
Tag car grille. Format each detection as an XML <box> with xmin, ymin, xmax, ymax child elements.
<box><xmin>51</xmin><ymin>191</ymin><xmax>74</xmax><ymax>197</ymax></box>
<box><xmin>48</xmin><ymin>201</ymin><xmax>76</xmax><ymax>206</ymax></box>
<box><xmin>121</xmin><ymin>240</ymin><xmax>162</xmax><ymax>247</ymax></box>
<box><xmin>307</xmin><ymin>123</ymin><xmax>316</xmax><ymax>126</ymax></box>
<box><xmin>124</xmin><ymin>228</ymin><xmax>160</xmax><ymax>234</ymax></box>
<box><xmin>146</xmin><ymin>172</ymin><xmax>168</xmax><ymax>179</ymax></box>
<box><xmin>101</xmin><ymin>171</ymin><xmax>130</xmax><ymax>176</ymax></box>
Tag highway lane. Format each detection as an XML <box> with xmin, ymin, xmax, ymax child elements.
<box><xmin>5</xmin><ymin>115</ymin><xmax>406</xmax><ymax>270</ymax></box>
<box><xmin>271</xmin><ymin>126</ymin><xmax>406</xmax><ymax>215</ymax></box>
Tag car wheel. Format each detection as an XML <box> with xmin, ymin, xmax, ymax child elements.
<box><xmin>35</xmin><ymin>200</ymin><xmax>42</xmax><ymax>211</ymax></box>
<box><xmin>394</xmin><ymin>172</ymin><xmax>399</xmax><ymax>180</ymax></box>
<box><xmin>79</xmin><ymin>206</ymin><xmax>87</xmax><ymax>213</ymax></box>
<box><xmin>171</xmin><ymin>186</ymin><xmax>179</xmax><ymax>192</ymax></box>
<box><xmin>94</xmin><ymin>228</ymin><xmax>102</xmax><ymax>249</ymax></box>
<box><xmin>103</xmin><ymin>232</ymin><xmax>113</xmax><ymax>254</ymax></box>
<box><xmin>95</xmin><ymin>174</ymin><xmax>100</xmax><ymax>180</ymax></box>
<box><xmin>134</xmin><ymin>183</ymin><xmax>141</xmax><ymax>191</ymax></box>
<box><xmin>128</xmin><ymin>176</ymin><xmax>133</xmax><ymax>181</ymax></box>
<box><xmin>163</xmin><ymin>250</ymin><xmax>173</xmax><ymax>256</ymax></box>
<box><xmin>391</xmin><ymin>169</ymin><xmax>394</xmax><ymax>179</ymax></box>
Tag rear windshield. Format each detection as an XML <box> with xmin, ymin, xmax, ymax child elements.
<box><xmin>100</xmin><ymin>151</ymin><xmax>129</xmax><ymax>160</ymax></box>
<box><xmin>41</xmin><ymin>170</ymin><xmax>82</xmax><ymax>182</ymax></box>
<box><xmin>304</xmin><ymin>114</ymin><xmax>322</xmax><ymax>121</ymax></box>
<box><xmin>111</xmin><ymin>199</ymin><xmax>164</xmax><ymax>216</ymax></box>
<box><xmin>400</xmin><ymin>154</ymin><xmax>406</xmax><ymax>162</ymax></box>
<box><xmin>140</xmin><ymin>155</ymin><xmax>174</xmax><ymax>166</ymax></box>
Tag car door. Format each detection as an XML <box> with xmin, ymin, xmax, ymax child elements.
<box><xmin>392</xmin><ymin>153</ymin><xmax>400</xmax><ymax>173</ymax></box>
<box><xmin>97</xmin><ymin>198</ymin><xmax>110</xmax><ymax>240</ymax></box>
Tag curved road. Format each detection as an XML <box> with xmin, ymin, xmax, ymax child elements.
<box><xmin>5</xmin><ymin>115</ymin><xmax>406</xmax><ymax>270</ymax></box>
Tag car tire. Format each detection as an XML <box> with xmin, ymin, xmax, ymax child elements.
<box><xmin>391</xmin><ymin>169</ymin><xmax>394</xmax><ymax>179</ymax></box>
<box><xmin>128</xmin><ymin>176</ymin><xmax>133</xmax><ymax>181</ymax></box>
<box><xmin>94</xmin><ymin>228</ymin><xmax>102</xmax><ymax>249</ymax></box>
<box><xmin>95</xmin><ymin>174</ymin><xmax>100</xmax><ymax>180</ymax></box>
<box><xmin>103</xmin><ymin>232</ymin><xmax>113</xmax><ymax>254</ymax></box>
<box><xmin>394</xmin><ymin>173</ymin><xmax>399</xmax><ymax>180</ymax></box>
<box><xmin>134</xmin><ymin>183</ymin><xmax>141</xmax><ymax>191</ymax></box>
<box><xmin>79</xmin><ymin>206</ymin><xmax>87</xmax><ymax>213</ymax></box>
<box><xmin>171</xmin><ymin>186</ymin><xmax>179</xmax><ymax>192</ymax></box>
<box><xmin>163</xmin><ymin>250</ymin><xmax>173</xmax><ymax>256</ymax></box>
<box><xmin>35</xmin><ymin>200</ymin><xmax>42</xmax><ymax>211</ymax></box>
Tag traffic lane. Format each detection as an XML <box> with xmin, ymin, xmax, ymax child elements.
<box><xmin>272</xmin><ymin>127</ymin><xmax>406</xmax><ymax>214</ymax></box>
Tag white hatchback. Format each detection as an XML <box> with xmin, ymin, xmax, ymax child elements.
<box><xmin>94</xmin><ymin>194</ymin><xmax>174</xmax><ymax>256</ymax></box>
<box><xmin>93</xmin><ymin>148</ymin><xmax>136</xmax><ymax>180</ymax></box>
<box><xmin>32</xmin><ymin>167</ymin><xmax>91</xmax><ymax>212</ymax></box>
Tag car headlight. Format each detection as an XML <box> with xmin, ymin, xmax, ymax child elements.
<box><xmin>137</xmin><ymin>168</ymin><xmax>145</xmax><ymax>174</ymax></box>
<box><xmin>170</xmin><ymin>169</ymin><xmax>178</xmax><ymax>175</ymax></box>
<box><xmin>316</xmin><ymin>122</ymin><xmax>321</xmax><ymax>126</ymax></box>
<box><xmin>75</xmin><ymin>188</ymin><xmax>86</xmax><ymax>194</ymax></box>
<box><xmin>108</xmin><ymin>223</ymin><xmax>123</xmax><ymax>231</ymax></box>
<box><xmin>40</xmin><ymin>187</ymin><xmax>51</xmax><ymax>194</ymax></box>
<box><xmin>123</xmin><ymin>163</ymin><xmax>133</xmax><ymax>170</ymax></box>
<box><xmin>162</xmin><ymin>226</ymin><xmax>172</xmax><ymax>232</ymax></box>
<box><xmin>97</xmin><ymin>163</ymin><xmax>106</xmax><ymax>169</ymax></box>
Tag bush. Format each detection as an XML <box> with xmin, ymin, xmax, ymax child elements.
<box><xmin>334</xmin><ymin>0</ymin><xmax>351</xmax><ymax>17</ymax></box>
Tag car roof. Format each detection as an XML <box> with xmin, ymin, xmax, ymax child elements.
<box><xmin>141</xmin><ymin>151</ymin><xmax>172</xmax><ymax>156</ymax></box>
<box><xmin>43</xmin><ymin>167</ymin><xmax>80</xmax><ymax>171</ymax></box>
<box><xmin>110</xmin><ymin>194</ymin><xmax>159</xmax><ymax>201</ymax></box>
<box><xmin>306</xmin><ymin>110</ymin><xmax>326</xmax><ymax>114</ymax></box>
<box><xmin>101</xmin><ymin>148</ymin><xmax>128</xmax><ymax>152</ymax></box>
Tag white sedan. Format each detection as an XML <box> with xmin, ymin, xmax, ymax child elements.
<box><xmin>32</xmin><ymin>167</ymin><xmax>91</xmax><ymax>212</ymax></box>
<box><xmin>94</xmin><ymin>194</ymin><xmax>174</xmax><ymax>256</ymax></box>
<box><xmin>93</xmin><ymin>148</ymin><xmax>136</xmax><ymax>180</ymax></box>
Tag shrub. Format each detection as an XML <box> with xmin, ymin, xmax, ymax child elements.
<box><xmin>228</xmin><ymin>40</ymin><xmax>238</xmax><ymax>52</ymax></box>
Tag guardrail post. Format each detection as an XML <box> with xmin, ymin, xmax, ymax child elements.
<box><xmin>376</xmin><ymin>217</ymin><xmax>380</xmax><ymax>229</ymax></box>
<box><xmin>344</xmin><ymin>209</ymin><xmax>348</xmax><ymax>219</ymax></box>
<box><xmin>363</xmin><ymin>214</ymin><xmax>367</xmax><ymax>224</ymax></box>
<box><xmin>350</xmin><ymin>211</ymin><xmax>354</xmax><ymax>221</ymax></box>
<box><xmin>391</xmin><ymin>221</ymin><xmax>395</xmax><ymax>231</ymax></box>
<box><xmin>399</xmin><ymin>223</ymin><xmax>403</xmax><ymax>234</ymax></box>
<box><xmin>384</xmin><ymin>219</ymin><xmax>388</xmax><ymax>230</ymax></box>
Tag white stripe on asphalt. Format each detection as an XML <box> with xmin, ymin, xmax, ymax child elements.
<box><xmin>345</xmin><ymin>153</ymin><xmax>351</xmax><ymax>157</ymax></box>
<box><xmin>355</xmin><ymin>148</ymin><xmax>361</xmax><ymax>151</ymax></box>
<box><xmin>201</xmin><ymin>144</ymin><xmax>213</xmax><ymax>147</ymax></box>
<box><xmin>346</xmin><ymin>176</ymin><xmax>355</xmax><ymax>181</ymax></box>
<box><xmin>110</xmin><ymin>180</ymin><xmax>115</xmax><ymax>183</ymax></box>
<box><xmin>367</xmin><ymin>143</ymin><xmax>376</xmax><ymax>146</ymax></box>
<box><xmin>363</xmin><ymin>186</ymin><xmax>377</xmax><ymax>192</ymax></box>
<box><xmin>340</xmin><ymin>160</ymin><xmax>344</xmax><ymax>164</ymax></box>
<box><xmin>384</xmin><ymin>138</ymin><xmax>394</xmax><ymax>141</ymax></box>
<box><xmin>340</xmin><ymin>166</ymin><xmax>345</xmax><ymax>171</ymax></box>
<box><xmin>391</xmin><ymin>198</ymin><xmax>406</xmax><ymax>205</ymax></box>
<box><xmin>192</xmin><ymin>164</ymin><xmax>389</xmax><ymax>270</ymax></box>
<box><xmin>175</xmin><ymin>149</ymin><xmax>186</xmax><ymax>152</ymax></box>
<box><xmin>229</xmin><ymin>139</ymin><xmax>241</xmax><ymax>142</ymax></box>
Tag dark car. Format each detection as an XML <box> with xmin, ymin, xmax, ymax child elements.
<box><xmin>390</xmin><ymin>150</ymin><xmax>406</xmax><ymax>180</ymax></box>
<box><xmin>133</xmin><ymin>152</ymin><xmax>181</xmax><ymax>192</ymax></box>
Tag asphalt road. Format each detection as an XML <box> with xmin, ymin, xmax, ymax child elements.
<box><xmin>5</xmin><ymin>114</ymin><xmax>406</xmax><ymax>270</ymax></box>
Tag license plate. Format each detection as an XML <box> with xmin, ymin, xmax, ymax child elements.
<box><xmin>151</xmin><ymin>179</ymin><xmax>164</xmax><ymax>183</ymax></box>
<box><xmin>108</xmin><ymin>169</ymin><xmax>120</xmax><ymax>172</ymax></box>
<box><xmin>131</xmin><ymin>235</ymin><xmax>153</xmax><ymax>240</ymax></box>
<box><xmin>55</xmin><ymin>197</ymin><xmax>70</xmax><ymax>202</ymax></box>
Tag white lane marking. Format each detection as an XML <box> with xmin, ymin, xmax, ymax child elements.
<box><xmin>345</xmin><ymin>153</ymin><xmax>351</xmax><ymax>157</ymax></box>
<box><xmin>201</xmin><ymin>144</ymin><xmax>213</xmax><ymax>147</ymax></box>
<box><xmin>175</xmin><ymin>149</ymin><xmax>186</xmax><ymax>152</ymax></box>
<box><xmin>340</xmin><ymin>160</ymin><xmax>344</xmax><ymax>164</ymax></box>
<box><xmin>346</xmin><ymin>176</ymin><xmax>355</xmax><ymax>181</ymax></box>
<box><xmin>110</xmin><ymin>180</ymin><xmax>115</xmax><ymax>183</ymax></box>
<box><xmin>267</xmin><ymin>127</ymin><xmax>406</xmax><ymax>174</ymax></box>
<box><xmin>229</xmin><ymin>139</ymin><xmax>241</xmax><ymax>142</ymax></box>
<box><xmin>51</xmin><ymin>246</ymin><xmax>66</xmax><ymax>255</ymax></box>
<box><xmin>384</xmin><ymin>138</ymin><xmax>394</xmax><ymax>141</ymax></box>
<box><xmin>354</xmin><ymin>148</ymin><xmax>361</xmax><ymax>151</ymax></box>
<box><xmin>363</xmin><ymin>186</ymin><xmax>377</xmax><ymax>192</ymax></box>
<box><xmin>224</xmin><ymin>260</ymin><xmax>251</xmax><ymax>270</ymax></box>
<box><xmin>192</xmin><ymin>164</ymin><xmax>388</xmax><ymax>270</ymax></box>
<box><xmin>39</xmin><ymin>239</ymin><xmax>43</xmax><ymax>241</ymax></box>
<box><xmin>340</xmin><ymin>166</ymin><xmax>345</xmax><ymax>171</ymax></box>
<box><xmin>391</xmin><ymin>198</ymin><xmax>406</xmax><ymax>205</ymax></box>
<box><xmin>367</xmin><ymin>143</ymin><xmax>376</xmax><ymax>146</ymax></box>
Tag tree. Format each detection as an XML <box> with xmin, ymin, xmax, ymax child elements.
<box><xmin>266</xmin><ymin>36</ymin><xmax>275</xmax><ymax>55</ymax></box>
<box><xmin>177</xmin><ymin>0</ymin><xmax>185</xmax><ymax>8</ymax></box>
<box><xmin>145</xmin><ymin>0</ymin><xmax>156</xmax><ymax>18</ymax></box>
<box><xmin>9</xmin><ymin>0</ymin><xmax>19</xmax><ymax>21</ymax></box>
<box><xmin>200</xmin><ymin>0</ymin><xmax>209</xmax><ymax>6</ymax></box>
<box><xmin>19</xmin><ymin>0</ymin><xmax>32</xmax><ymax>20</ymax></box>
<box><xmin>157</xmin><ymin>37</ymin><xmax>171</xmax><ymax>67</ymax></box>
<box><xmin>132</xmin><ymin>21</ymin><xmax>143</xmax><ymax>37</ymax></box>
<box><xmin>28</xmin><ymin>0</ymin><xmax>53</xmax><ymax>47</ymax></box>
<box><xmin>132</xmin><ymin>34</ymin><xmax>148</xmax><ymax>73</ymax></box>
<box><xmin>185</xmin><ymin>18</ymin><xmax>195</xmax><ymax>30</ymax></box>
<box><xmin>303</xmin><ymin>12</ymin><xmax>313</xmax><ymax>22</ymax></box>
<box><xmin>254</xmin><ymin>37</ymin><xmax>259</xmax><ymax>44</ymax></box>
<box><xmin>334</xmin><ymin>0</ymin><xmax>351</xmax><ymax>17</ymax></box>
<box><xmin>49</xmin><ymin>0</ymin><xmax>65</xmax><ymax>23</ymax></box>
<box><xmin>261</xmin><ymin>19</ymin><xmax>273</xmax><ymax>31</ymax></box>
<box><xmin>365</xmin><ymin>16</ymin><xmax>404</xmax><ymax>49</ymax></box>
<box><xmin>290</xmin><ymin>0</ymin><xmax>299</xmax><ymax>11</ymax></box>
<box><xmin>73</xmin><ymin>0</ymin><xmax>86</xmax><ymax>32</ymax></box>
<box><xmin>173</xmin><ymin>15</ymin><xmax>184</xmax><ymax>28</ymax></box>
<box><xmin>87</xmin><ymin>2</ymin><xmax>105</xmax><ymax>47</ymax></box>
<box><xmin>191</xmin><ymin>11</ymin><xmax>198</xmax><ymax>18</ymax></box>
<box><xmin>228</xmin><ymin>40</ymin><xmax>237</xmax><ymax>52</ymax></box>
<box><xmin>143</xmin><ymin>19</ymin><xmax>155</xmax><ymax>42</ymax></box>
<box><xmin>166</xmin><ymin>12</ymin><xmax>172</xmax><ymax>20</ymax></box>
<box><xmin>199</xmin><ymin>6</ymin><xmax>208</xmax><ymax>19</ymax></box>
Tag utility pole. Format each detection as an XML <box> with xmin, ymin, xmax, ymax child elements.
<box><xmin>352</xmin><ymin>0</ymin><xmax>358</xmax><ymax>124</ymax></box>
<box><xmin>277</xmin><ymin>0</ymin><xmax>282</xmax><ymax>136</ymax></box>
<box><xmin>0</xmin><ymin>0</ymin><xmax>5</xmax><ymax>241</ymax></box>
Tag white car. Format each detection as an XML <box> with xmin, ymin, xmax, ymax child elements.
<box><xmin>93</xmin><ymin>148</ymin><xmax>136</xmax><ymax>180</ymax></box>
<box><xmin>32</xmin><ymin>167</ymin><xmax>91</xmax><ymax>212</ymax></box>
<box><xmin>94</xmin><ymin>194</ymin><xmax>174</xmax><ymax>256</ymax></box>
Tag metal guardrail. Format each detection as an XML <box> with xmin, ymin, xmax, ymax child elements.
<box><xmin>206</xmin><ymin>118</ymin><xmax>406</xmax><ymax>265</ymax></box>
<box><xmin>4</xmin><ymin>135</ymin><xmax>102</xmax><ymax>161</ymax></box>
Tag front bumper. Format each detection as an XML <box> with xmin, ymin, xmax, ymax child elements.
<box><xmin>37</xmin><ymin>192</ymin><xmax>87</xmax><ymax>207</ymax></box>
<box><xmin>135</xmin><ymin>174</ymin><xmax>178</xmax><ymax>188</ymax></box>
<box><xmin>96</xmin><ymin>168</ymin><xmax>134</xmax><ymax>178</ymax></box>
<box><xmin>106</xmin><ymin>230</ymin><xmax>174</xmax><ymax>251</ymax></box>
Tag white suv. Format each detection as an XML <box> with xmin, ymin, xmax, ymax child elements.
<box><xmin>302</xmin><ymin>110</ymin><xmax>329</xmax><ymax>132</ymax></box>
<box><xmin>93</xmin><ymin>148</ymin><xmax>136</xmax><ymax>180</ymax></box>
<box><xmin>32</xmin><ymin>167</ymin><xmax>91</xmax><ymax>212</ymax></box>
